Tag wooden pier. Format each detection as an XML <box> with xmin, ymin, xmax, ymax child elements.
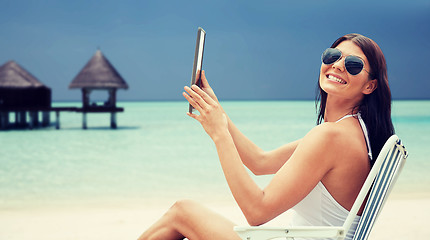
<box><xmin>0</xmin><ymin>106</ymin><xmax>124</xmax><ymax>130</ymax></box>
<box><xmin>76</xmin><ymin>106</ymin><xmax>124</xmax><ymax>129</ymax></box>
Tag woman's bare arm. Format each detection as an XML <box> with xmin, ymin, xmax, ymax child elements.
<box><xmin>198</xmin><ymin>71</ymin><xmax>299</xmax><ymax>175</ymax></box>
<box><xmin>226</xmin><ymin>118</ymin><xmax>300</xmax><ymax>175</ymax></box>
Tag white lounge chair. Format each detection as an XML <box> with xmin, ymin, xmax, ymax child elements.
<box><xmin>234</xmin><ymin>135</ymin><xmax>408</xmax><ymax>240</ymax></box>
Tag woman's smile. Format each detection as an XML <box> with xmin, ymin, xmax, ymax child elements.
<box><xmin>326</xmin><ymin>74</ymin><xmax>347</xmax><ymax>84</ymax></box>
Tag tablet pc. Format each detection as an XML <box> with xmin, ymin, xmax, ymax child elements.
<box><xmin>189</xmin><ymin>27</ymin><xmax>206</xmax><ymax>113</ymax></box>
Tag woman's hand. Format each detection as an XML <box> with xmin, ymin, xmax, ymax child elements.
<box><xmin>183</xmin><ymin>84</ymin><xmax>228</xmax><ymax>141</ymax></box>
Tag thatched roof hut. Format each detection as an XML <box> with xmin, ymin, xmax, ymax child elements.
<box><xmin>0</xmin><ymin>60</ymin><xmax>51</xmax><ymax>108</ymax></box>
<box><xmin>69</xmin><ymin>50</ymin><xmax>128</xmax><ymax>90</ymax></box>
<box><xmin>0</xmin><ymin>61</ymin><xmax>45</xmax><ymax>88</ymax></box>
<box><xmin>68</xmin><ymin>50</ymin><xmax>128</xmax><ymax>129</ymax></box>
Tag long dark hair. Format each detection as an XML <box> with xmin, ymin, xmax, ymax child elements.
<box><xmin>316</xmin><ymin>33</ymin><xmax>394</xmax><ymax>165</ymax></box>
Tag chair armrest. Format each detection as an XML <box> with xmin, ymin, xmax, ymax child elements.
<box><xmin>234</xmin><ymin>226</ymin><xmax>346</xmax><ymax>240</ymax></box>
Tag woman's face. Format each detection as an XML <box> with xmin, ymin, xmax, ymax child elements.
<box><xmin>319</xmin><ymin>40</ymin><xmax>376</xmax><ymax>102</ymax></box>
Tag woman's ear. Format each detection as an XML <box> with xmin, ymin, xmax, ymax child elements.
<box><xmin>363</xmin><ymin>79</ymin><xmax>378</xmax><ymax>95</ymax></box>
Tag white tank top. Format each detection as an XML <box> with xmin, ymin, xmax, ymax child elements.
<box><xmin>290</xmin><ymin>113</ymin><xmax>371</xmax><ymax>240</ymax></box>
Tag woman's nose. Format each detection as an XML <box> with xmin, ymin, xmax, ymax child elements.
<box><xmin>331</xmin><ymin>57</ymin><xmax>345</xmax><ymax>72</ymax></box>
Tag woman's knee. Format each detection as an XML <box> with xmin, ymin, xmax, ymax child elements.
<box><xmin>168</xmin><ymin>199</ymin><xmax>213</xmax><ymax>230</ymax></box>
<box><xmin>170</xmin><ymin>199</ymin><xmax>199</xmax><ymax>219</ymax></box>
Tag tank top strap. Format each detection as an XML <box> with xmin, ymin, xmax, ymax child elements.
<box><xmin>335</xmin><ymin>114</ymin><xmax>358</xmax><ymax>123</ymax></box>
<box><xmin>356</xmin><ymin>112</ymin><xmax>373</xmax><ymax>160</ymax></box>
<box><xmin>335</xmin><ymin>113</ymin><xmax>373</xmax><ymax>160</ymax></box>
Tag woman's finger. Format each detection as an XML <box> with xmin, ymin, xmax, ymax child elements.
<box><xmin>199</xmin><ymin>70</ymin><xmax>220</xmax><ymax>103</ymax></box>
<box><xmin>183</xmin><ymin>91</ymin><xmax>204</xmax><ymax>113</ymax></box>
<box><xmin>200</xmin><ymin>70</ymin><xmax>211</xmax><ymax>88</ymax></box>
<box><xmin>184</xmin><ymin>86</ymin><xmax>205</xmax><ymax>104</ymax></box>
<box><xmin>185</xmin><ymin>85</ymin><xmax>213</xmax><ymax>111</ymax></box>
<box><xmin>186</xmin><ymin>111</ymin><xmax>199</xmax><ymax>120</ymax></box>
<box><xmin>190</xmin><ymin>85</ymin><xmax>216</xmax><ymax>106</ymax></box>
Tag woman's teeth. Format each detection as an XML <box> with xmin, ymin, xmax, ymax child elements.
<box><xmin>328</xmin><ymin>75</ymin><xmax>346</xmax><ymax>84</ymax></box>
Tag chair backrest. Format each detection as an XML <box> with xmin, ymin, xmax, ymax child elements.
<box><xmin>342</xmin><ymin>135</ymin><xmax>408</xmax><ymax>240</ymax></box>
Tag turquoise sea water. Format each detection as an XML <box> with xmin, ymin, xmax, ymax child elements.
<box><xmin>0</xmin><ymin>100</ymin><xmax>429</xmax><ymax>209</ymax></box>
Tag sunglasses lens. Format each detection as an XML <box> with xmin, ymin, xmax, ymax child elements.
<box><xmin>322</xmin><ymin>48</ymin><xmax>341</xmax><ymax>65</ymax></box>
<box><xmin>345</xmin><ymin>56</ymin><xmax>364</xmax><ymax>75</ymax></box>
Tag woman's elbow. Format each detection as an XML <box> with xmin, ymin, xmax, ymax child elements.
<box><xmin>247</xmin><ymin>218</ymin><xmax>267</xmax><ymax>227</ymax></box>
<box><xmin>247</xmin><ymin>154</ymin><xmax>271</xmax><ymax>176</ymax></box>
<box><xmin>244</xmin><ymin>209</ymin><xmax>271</xmax><ymax>226</ymax></box>
<box><xmin>249</xmin><ymin>167</ymin><xmax>265</xmax><ymax>176</ymax></box>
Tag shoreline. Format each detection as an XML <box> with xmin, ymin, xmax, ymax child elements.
<box><xmin>1</xmin><ymin>194</ymin><xmax>429</xmax><ymax>240</ymax></box>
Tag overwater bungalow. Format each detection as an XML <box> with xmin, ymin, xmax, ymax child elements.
<box><xmin>69</xmin><ymin>50</ymin><xmax>129</xmax><ymax>129</ymax></box>
<box><xmin>0</xmin><ymin>61</ymin><xmax>51</xmax><ymax>129</ymax></box>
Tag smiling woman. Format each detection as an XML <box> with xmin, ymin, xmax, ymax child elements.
<box><xmin>317</xmin><ymin>33</ymin><xmax>394</xmax><ymax>166</ymax></box>
<box><xmin>138</xmin><ymin>33</ymin><xmax>395</xmax><ymax>240</ymax></box>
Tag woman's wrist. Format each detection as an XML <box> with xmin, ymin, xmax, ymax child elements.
<box><xmin>211</xmin><ymin>128</ymin><xmax>232</xmax><ymax>144</ymax></box>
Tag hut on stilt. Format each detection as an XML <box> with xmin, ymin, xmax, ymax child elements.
<box><xmin>69</xmin><ymin>50</ymin><xmax>129</xmax><ymax>129</ymax></box>
<box><xmin>0</xmin><ymin>61</ymin><xmax>52</xmax><ymax>129</ymax></box>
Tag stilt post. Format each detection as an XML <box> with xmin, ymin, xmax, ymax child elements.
<box><xmin>55</xmin><ymin>111</ymin><xmax>60</xmax><ymax>129</ymax></box>
<box><xmin>42</xmin><ymin>111</ymin><xmax>50</xmax><ymax>126</ymax></box>
<box><xmin>82</xmin><ymin>112</ymin><xmax>87</xmax><ymax>129</ymax></box>
<box><xmin>110</xmin><ymin>112</ymin><xmax>117</xmax><ymax>129</ymax></box>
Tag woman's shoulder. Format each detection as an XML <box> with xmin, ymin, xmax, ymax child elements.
<box><xmin>305</xmin><ymin>121</ymin><xmax>361</xmax><ymax>149</ymax></box>
<box><xmin>307</xmin><ymin>122</ymin><xmax>346</xmax><ymax>138</ymax></box>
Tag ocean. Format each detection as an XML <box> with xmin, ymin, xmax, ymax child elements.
<box><xmin>0</xmin><ymin>100</ymin><xmax>429</xmax><ymax>210</ymax></box>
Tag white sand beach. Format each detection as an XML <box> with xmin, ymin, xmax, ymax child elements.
<box><xmin>0</xmin><ymin>194</ymin><xmax>429</xmax><ymax>240</ymax></box>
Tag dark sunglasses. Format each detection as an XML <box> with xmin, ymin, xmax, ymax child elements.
<box><xmin>321</xmin><ymin>48</ymin><xmax>370</xmax><ymax>76</ymax></box>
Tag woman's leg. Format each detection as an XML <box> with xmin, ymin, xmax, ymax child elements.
<box><xmin>137</xmin><ymin>199</ymin><xmax>241</xmax><ymax>240</ymax></box>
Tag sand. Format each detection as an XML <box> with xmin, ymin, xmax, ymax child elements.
<box><xmin>0</xmin><ymin>194</ymin><xmax>429</xmax><ymax>240</ymax></box>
